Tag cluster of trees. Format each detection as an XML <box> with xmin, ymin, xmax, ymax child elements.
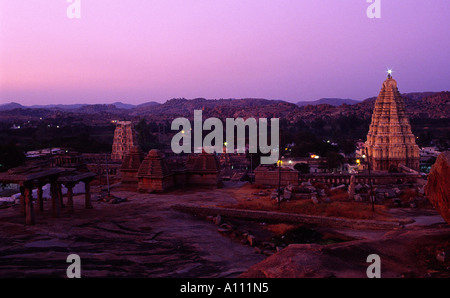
<box><xmin>134</xmin><ymin>119</ymin><xmax>162</xmax><ymax>152</ymax></box>
<box><xmin>0</xmin><ymin>143</ymin><xmax>25</xmax><ymax>172</ymax></box>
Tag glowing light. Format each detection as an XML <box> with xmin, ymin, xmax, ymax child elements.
<box><xmin>224</xmin><ymin>142</ymin><xmax>228</xmax><ymax>146</ymax></box>
<box><xmin>356</xmin><ymin>159</ymin><xmax>361</xmax><ymax>164</ymax></box>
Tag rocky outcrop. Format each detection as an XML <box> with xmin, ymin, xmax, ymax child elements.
<box><xmin>240</xmin><ymin>228</ymin><xmax>450</xmax><ymax>278</ymax></box>
<box><xmin>425</xmin><ymin>151</ymin><xmax>450</xmax><ymax>224</ymax></box>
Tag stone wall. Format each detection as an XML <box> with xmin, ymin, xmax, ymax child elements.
<box><xmin>172</xmin><ymin>204</ymin><xmax>408</xmax><ymax>230</ymax></box>
<box><xmin>138</xmin><ymin>175</ymin><xmax>174</xmax><ymax>193</ymax></box>
<box><xmin>255</xmin><ymin>166</ymin><xmax>299</xmax><ymax>187</ymax></box>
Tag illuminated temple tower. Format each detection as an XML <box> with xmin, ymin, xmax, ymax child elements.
<box><xmin>111</xmin><ymin>121</ymin><xmax>139</xmax><ymax>161</ymax></box>
<box><xmin>364</xmin><ymin>73</ymin><xmax>420</xmax><ymax>171</ymax></box>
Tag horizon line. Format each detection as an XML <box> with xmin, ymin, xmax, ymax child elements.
<box><xmin>1</xmin><ymin>90</ymin><xmax>446</xmax><ymax>107</ymax></box>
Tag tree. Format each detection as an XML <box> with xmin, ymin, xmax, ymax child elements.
<box><xmin>294</xmin><ymin>163</ymin><xmax>310</xmax><ymax>174</ymax></box>
<box><xmin>135</xmin><ymin>119</ymin><xmax>159</xmax><ymax>152</ymax></box>
<box><xmin>326</xmin><ymin>151</ymin><xmax>344</xmax><ymax>172</ymax></box>
<box><xmin>0</xmin><ymin>143</ymin><xmax>26</xmax><ymax>172</ymax></box>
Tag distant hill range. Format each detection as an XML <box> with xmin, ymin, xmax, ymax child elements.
<box><xmin>0</xmin><ymin>91</ymin><xmax>448</xmax><ymax>123</ymax></box>
<box><xmin>297</xmin><ymin>98</ymin><xmax>360</xmax><ymax>107</ymax></box>
<box><xmin>0</xmin><ymin>101</ymin><xmax>161</xmax><ymax>112</ymax></box>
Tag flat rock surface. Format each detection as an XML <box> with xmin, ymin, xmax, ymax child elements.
<box><xmin>0</xmin><ymin>185</ymin><xmax>265</xmax><ymax>278</ymax></box>
<box><xmin>1</xmin><ymin>182</ymin><xmax>449</xmax><ymax>278</ymax></box>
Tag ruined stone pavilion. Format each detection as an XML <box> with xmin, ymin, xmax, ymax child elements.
<box><xmin>0</xmin><ymin>166</ymin><xmax>96</xmax><ymax>225</ymax></box>
<box><xmin>365</xmin><ymin>74</ymin><xmax>420</xmax><ymax>171</ymax></box>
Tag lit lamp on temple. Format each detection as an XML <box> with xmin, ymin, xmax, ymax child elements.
<box><xmin>387</xmin><ymin>68</ymin><xmax>393</xmax><ymax>79</ymax></box>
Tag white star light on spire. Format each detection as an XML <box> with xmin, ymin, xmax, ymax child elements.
<box><xmin>386</xmin><ymin>68</ymin><xmax>394</xmax><ymax>77</ymax></box>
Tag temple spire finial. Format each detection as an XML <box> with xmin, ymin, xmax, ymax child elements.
<box><xmin>387</xmin><ymin>68</ymin><xmax>393</xmax><ymax>79</ymax></box>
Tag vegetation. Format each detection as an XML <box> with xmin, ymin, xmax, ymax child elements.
<box><xmin>0</xmin><ymin>143</ymin><xmax>26</xmax><ymax>172</ymax></box>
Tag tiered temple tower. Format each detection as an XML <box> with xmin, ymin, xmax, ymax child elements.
<box><xmin>365</xmin><ymin>74</ymin><xmax>420</xmax><ymax>171</ymax></box>
<box><xmin>111</xmin><ymin>121</ymin><xmax>139</xmax><ymax>161</ymax></box>
<box><xmin>137</xmin><ymin>149</ymin><xmax>174</xmax><ymax>192</ymax></box>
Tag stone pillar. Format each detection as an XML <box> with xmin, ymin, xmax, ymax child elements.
<box><xmin>24</xmin><ymin>183</ymin><xmax>35</xmax><ymax>225</ymax></box>
<box><xmin>66</xmin><ymin>183</ymin><xmax>75</xmax><ymax>214</ymax></box>
<box><xmin>19</xmin><ymin>186</ymin><xmax>25</xmax><ymax>216</ymax></box>
<box><xmin>37</xmin><ymin>184</ymin><xmax>44</xmax><ymax>212</ymax></box>
<box><xmin>58</xmin><ymin>183</ymin><xmax>65</xmax><ymax>208</ymax></box>
<box><xmin>348</xmin><ymin>175</ymin><xmax>355</xmax><ymax>201</ymax></box>
<box><xmin>51</xmin><ymin>182</ymin><xmax>60</xmax><ymax>218</ymax></box>
<box><xmin>84</xmin><ymin>180</ymin><xmax>93</xmax><ymax>209</ymax></box>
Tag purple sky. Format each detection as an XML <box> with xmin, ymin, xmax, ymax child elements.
<box><xmin>0</xmin><ymin>0</ymin><xmax>449</xmax><ymax>105</ymax></box>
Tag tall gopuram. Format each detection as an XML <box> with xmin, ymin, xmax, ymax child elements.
<box><xmin>111</xmin><ymin>121</ymin><xmax>139</xmax><ymax>161</ymax></box>
<box><xmin>364</xmin><ymin>73</ymin><xmax>420</xmax><ymax>172</ymax></box>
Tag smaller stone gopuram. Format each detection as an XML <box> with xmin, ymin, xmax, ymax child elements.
<box><xmin>137</xmin><ymin>149</ymin><xmax>174</xmax><ymax>193</ymax></box>
<box><xmin>120</xmin><ymin>146</ymin><xmax>144</xmax><ymax>189</ymax></box>
<box><xmin>185</xmin><ymin>152</ymin><xmax>222</xmax><ymax>187</ymax></box>
<box><xmin>111</xmin><ymin>121</ymin><xmax>139</xmax><ymax>161</ymax></box>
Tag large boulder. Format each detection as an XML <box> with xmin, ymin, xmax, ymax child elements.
<box><xmin>425</xmin><ymin>151</ymin><xmax>450</xmax><ymax>224</ymax></box>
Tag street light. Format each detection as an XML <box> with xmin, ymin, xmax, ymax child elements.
<box><xmin>277</xmin><ymin>160</ymin><xmax>282</xmax><ymax>209</ymax></box>
<box><xmin>365</xmin><ymin>148</ymin><xmax>375</xmax><ymax>212</ymax></box>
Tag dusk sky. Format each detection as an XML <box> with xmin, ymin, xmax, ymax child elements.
<box><xmin>0</xmin><ymin>0</ymin><xmax>449</xmax><ymax>105</ymax></box>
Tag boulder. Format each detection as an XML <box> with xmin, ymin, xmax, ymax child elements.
<box><xmin>436</xmin><ymin>251</ymin><xmax>448</xmax><ymax>262</ymax></box>
<box><xmin>321</xmin><ymin>197</ymin><xmax>331</xmax><ymax>203</ymax></box>
<box><xmin>355</xmin><ymin>184</ymin><xmax>363</xmax><ymax>192</ymax></box>
<box><xmin>247</xmin><ymin>235</ymin><xmax>256</xmax><ymax>247</ymax></box>
<box><xmin>311</xmin><ymin>194</ymin><xmax>319</xmax><ymax>205</ymax></box>
<box><xmin>318</xmin><ymin>189</ymin><xmax>326</xmax><ymax>197</ymax></box>
<box><xmin>220</xmin><ymin>223</ymin><xmax>233</xmax><ymax>231</ymax></box>
<box><xmin>393</xmin><ymin>187</ymin><xmax>401</xmax><ymax>196</ymax></box>
<box><xmin>214</xmin><ymin>214</ymin><xmax>222</xmax><ymax>225</ymax></box>
<box><xmin>425</xmin><ymin>151</ymin><xmax>450</xmax><ymax>224</ymax></box>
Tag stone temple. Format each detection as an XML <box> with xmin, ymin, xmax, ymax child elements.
<box><xmin>365</xmin><ymin>74</ymin><xmax>420</xmax><ymax>171</ymax></box>
<box><xmin>111</xmin><ymin>121</ymin><xmax>139</xmax><ymax>161</ymax></box>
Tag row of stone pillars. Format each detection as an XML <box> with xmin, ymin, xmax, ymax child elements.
<box><xmin>20</xmin><ymin>180</ymin><xmax>93</xmax><ymax>225</ymax></box>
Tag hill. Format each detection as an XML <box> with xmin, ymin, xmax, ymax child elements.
<box><xmin>0</xmin><ymin>92</ymin><xmax>448</xmax><ymax>123</ymax></box>
<box><xmin>0</xmin><ymin>102</ymin><xmax>24</xmax><ymax>111</ymax></box>
<box><xmin>297</xmin><ymin>98</ymin><xmax>360</xmax><ymax>107</ymax></box>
